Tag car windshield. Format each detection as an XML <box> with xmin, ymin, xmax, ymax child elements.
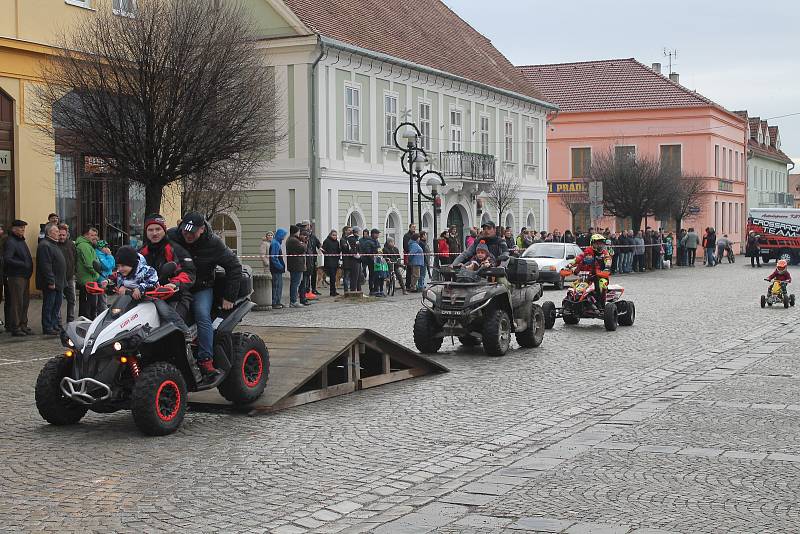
<box><xmin>523</xmin><ymin>243</ymin><xmax>565</xmax><ymax>259</ymax></box>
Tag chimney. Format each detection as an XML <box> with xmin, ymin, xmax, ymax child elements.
<box><xmin>669</xmin><ymin>72</ymin><xmax>680</xmax><ymax>84</ymax></box>
<box><xmin>651</xmin><ymin>62</ymin><xmax>661</xmax><ymax>74</ymax></box>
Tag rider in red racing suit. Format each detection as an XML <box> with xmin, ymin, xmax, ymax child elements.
<box><xmin>568</xmin><ymin>234</ymin><xmax>612</xmax><ymax>308</ymax></box>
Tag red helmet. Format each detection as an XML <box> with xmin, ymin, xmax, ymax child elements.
<box><xmin>777</xmin><ymin>259</ymin><xmax>788</xmax><ymax>272</ymax></box>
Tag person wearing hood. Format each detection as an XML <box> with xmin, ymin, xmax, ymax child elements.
<box><xmin>321</xmin><ymin>229</ymin><xmax>341</xmax><ymax>296</ymax></box>
<box><xmin>407</xmin><ymin>233</ymin><xmax>424</xmax><ymax>292</ymax></box>
<box><xmin>139</xmin><ymin>213</ymin><xmax>196</xmax><ymax>320</ymax></box>
<box><xmin>95</xmin><ymin>239</ymin><xmax>116</xmax><ymax>314</ymax></box>
<box><xmin>75</xmin><ymin>226</ymin><xmax>100</xmax><ymax>320</ymax></box>
<box><xmin>113</xmin><ymin>246</ymin><xmax>192</xmax><ymax>348</ymax></box>
<box><xmin>269</xmin><ymin>228</ymin><xmax>287</xmax><ymax>309</ymax></box>
<box><xmin>168</xmin><ymin>212</ymin><xmax>242</xmax><ymax>380</ymax></box>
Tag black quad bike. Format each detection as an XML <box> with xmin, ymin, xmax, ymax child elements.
<box><xmin>542</xmin><ymin>271</ymin><xmax>635</xmax><ymax>332</ymax></box>
<box><xmin>35</xmin><ymin>266</ymin><xmax>269</xmax><ymax>436</ymax></box>
<box><xmin>413</xmin><ymin>257</ymin><xmax>546</xmax><ymax>357</ymax></box>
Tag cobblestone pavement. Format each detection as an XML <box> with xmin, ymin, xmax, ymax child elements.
<box><xmin>1</xmin><ymin>262</ymin><xmax>799</xmax><ymax>533</ymax></box>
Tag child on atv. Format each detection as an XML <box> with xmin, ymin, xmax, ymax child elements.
<box><xmin>765</xmin><ymin>259</ymin><xmax>791</xmax><ymax>296</ymax></box>
<box><xmin>463</xmin><ymin>243</ymin><xmax>497</xmax><ymax>271</ymax></box>
<box><xmin>112</xmin><ymin>246</ymin><xmax>193</xmax><ymax>338</ymax></box>
<box><xmin>567</xmin><ymin>233</ymin><xmax>612</xmax><ymax>310</ymax></box>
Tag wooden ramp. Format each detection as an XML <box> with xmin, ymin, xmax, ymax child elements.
<box><xmin>190</xmin><ymin>327</ymin><xmax>448</xmax><ymax>413</ymax></box>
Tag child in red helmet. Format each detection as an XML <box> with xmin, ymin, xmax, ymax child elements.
<box><xmin>766</xmin><ymin>259</ymin><xmax>791</xmax><ymax>296</ymax></box>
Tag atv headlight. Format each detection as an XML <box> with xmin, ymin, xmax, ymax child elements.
<box><xmin>113</xmin><ymin>341</ymin><xmax>123</xmax><ymax>351</ymax></box>
<box><xmin>67</xmin><ymin>338</ymin><xmax>75</xmax><ymax>348</ymax></box>
<box><xmin>470</xmin><ymin>291</ymin><xmax>487</xmax><ymax>303</ymax></box>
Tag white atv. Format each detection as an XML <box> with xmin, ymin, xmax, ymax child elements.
<box><xmin>35</xmin><ymin>265</ymin><xmax>269</xmax><ymax>436</ymax></box>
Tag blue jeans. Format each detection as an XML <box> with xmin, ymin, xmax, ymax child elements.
<box><xmin>271</xmin><ymin>271</ymin><xmax>283</xmax><ymax>305</ymax></box>
<box><xmin>705</xmin><ymin>248</ymin><xmax>716</xmax><ymax>266</ymax></box>
<box><xmin>290</xmin><ymin>271</ymin><xmax>303</xmax><ymax>303</ymax></box>
<box><xmin>41</xmin><ymin>288</ymin><xmax>62</xmax><ymax>333</ymax></box>
<box><xmin>417</xmin><ymin>265</ymin><xmax>427</xmax><ymax>290</ymax></box>
<box><xmin>191</xmin><ymin>288</ymin><xmax>214</xmax><ymax>361</ymax></box>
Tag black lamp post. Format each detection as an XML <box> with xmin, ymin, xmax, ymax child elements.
<box><xmin>392</xmin><ymin>122</ymin><xmax>446</xmax><ymax>261</ymax></box>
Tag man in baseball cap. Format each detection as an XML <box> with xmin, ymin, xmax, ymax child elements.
<box><xmin>168</xmin><ymin>211</ymin><xmax>242</xmax><ymax>382</ymax></box>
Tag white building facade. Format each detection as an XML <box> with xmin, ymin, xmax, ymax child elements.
<box><xmin>745</xmin><ymin>115</ymin><xmax>794</xmax><ymax>209</ymax></box>
<box><xmin>221</xmin><ymin>0</ymin><xmax>556</xmax><ymax>263</ymax></box>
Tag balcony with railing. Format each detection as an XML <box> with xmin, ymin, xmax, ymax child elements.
<box><xmin>758</xmin><ymin>191</ymin><xmax>794</xmax><ymax>208</ymax></box>
<box><xmin>439</xmin><ymin>151</ymin><xmax>496</xmax><ymax>182</ymax></box>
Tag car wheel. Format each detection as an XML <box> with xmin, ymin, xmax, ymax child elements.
<box><xmin>218</xmin><ymin>333</ymin><xmax>270</xmax><ymax>405</ymax></box>
<box><xmin>131</xmin><ymin>362</ymin><xmax>187</xmax><ymax>436</ymax></box>
<box><xmin>761</xmin><ymin>295</ymin><xmax>766</xmax><ymax>308</ymax></box>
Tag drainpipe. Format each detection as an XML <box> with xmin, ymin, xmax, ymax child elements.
<box><xmin>309</xmin><ymin>35</ymin><xmax>326</xmax><ymax>227</ymax></box>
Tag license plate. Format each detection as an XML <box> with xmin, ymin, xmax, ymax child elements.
<box><xmin>440</xmin><ymin>310</ymin><xmax>462</xmax><ymax>315</ymax></box>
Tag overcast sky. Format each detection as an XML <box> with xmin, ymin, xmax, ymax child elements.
<box><xmin>445</xmin><ymin>0</ymin><xmax>800</xmax><ymax>169</ymax></box>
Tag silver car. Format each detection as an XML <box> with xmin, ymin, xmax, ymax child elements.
<box><xmin>521</xmin><ymin>242</ymin><xmax>583</xmax><ymax>289</ymax></box>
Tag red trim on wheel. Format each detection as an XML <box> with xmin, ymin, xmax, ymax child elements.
<box><xmin>241</xmin><ymin>349</ymin><xmax>263</xmax><ymax>388</ymax></box>
<box><xmin>155</xmin><ymin>380</ymin><xmax>181</xmax><ymax>422</ymax></box>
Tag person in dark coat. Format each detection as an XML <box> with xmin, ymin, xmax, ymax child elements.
<box><xmin>285</xmin><ymin>225</ymin><xmax>308</xmax><ymax>307</ymax></box>
<box><xmin>746</xmin><ymin>230</ymin><xmax>761</xmax><ymax>268</ymax></box>
<box><xmin>402</xmin><ymin>223</ymin><xmax>416</xmax><ymax>290</ymax></box>
<box><xmin>139</xmin><ymin>214</ymin><xmax>196</xmax><ymax>321</ymax></box>
<box><xmin>36</xmin><ymin>223</ymin><xmax>66</xmax><ymax>335</ymax></box>
<box><xmin>321</xmin><ymin>230</ymin><xmax>341</xmax><ymax>296</ymax></box>
<box><xmin>0</xmin><ymin>224</ymin><xmax>7</xmax><ymax>329</ymax></box>
<box><xmin>445</xmin><ymin>225</ymin><xmax>462</xmax><ymax>265</ymax></box>
<box><xmin>167</xmin><ymin>211</ymin><xmax>241</xmax><ymax>380</ymax></box>
<box><xmin>56</xmin><ymin>224</ymin><xmax>77</xmax><ymax>325</ymax></box>
<box><xmin>343</xmin><ymin>227</ymin><xmax>362</xmax><ymax>293</ymax></box>
<box><xmin>4</xmin><ymin>220</ymin><xmax>33</xmax><ymax>336</ymax></box>
<box><xmin>360</xmin><ymin>228</ymin><xmax>381</xmax><ymax>296</ymax></box>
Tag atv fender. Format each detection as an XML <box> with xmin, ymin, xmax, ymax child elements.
<box><xmin>216</xmin><ymin>301</ymin><xmax>255</xmax><ymax>334</ymax></box>
<box><xmin>140</xmin><ymin>325</ymin><xmax>197</xmax><ymax>389</ymax></box>
<box><xmin>489</xmin><ymin>291</ymin><xmax>516</xmax><ymax>332</ymax></box>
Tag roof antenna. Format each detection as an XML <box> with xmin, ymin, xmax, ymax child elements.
<box><xmin>663</xmin><ymin>48</ymin><xmax>678</xmax><ymax>74</ymax></box>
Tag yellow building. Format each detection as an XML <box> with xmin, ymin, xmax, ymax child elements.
<box><xmin>0</xmin><ymin>0</ymin><xmax>179</xmax><ymax>247</ymax></box>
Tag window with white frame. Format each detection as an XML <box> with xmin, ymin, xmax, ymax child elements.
<box><xmin>504</xmin><ymin>120</ymin><xmax>513</xmax><ymax>161</ymax></box>
<box><xmin>525</xmin><ymin>124</ymin><xmax>535</xmax><ymax>165</ymax></box>
<box><xmin>728</xmin><ymin>150</ymin><xmax>733</xmax><ymax>181</ymax></box>
<box><xmin>479</xmin><ymin>116</ymin><xmax>490</xmax><ymax>155</ymax></box>
<box><xmin>450</xmin><ymin>109</ymin><xmax>462</xmax><ymax>151</ymax></box>
<box><xmin>113</xmin><ymin>0</ymin><xmax>137</xmax><ymax>16</ymax></box>
<box><xmin>419</xmin><ymin>101</ymin><xmax>431</xmax><ymax>151</ymax></box>
<box><xmin>714</xmin><ymin>145</ymin><xmax>719</xmax><ymax>177</ymax></box>
<box><xmin>384</xmin><ymin>94</ymin><xmax>398</xmax><ymax>147</ymax></box>
<box><xmin>345</xmin><ymin>85</ymin><xmax>361</xmax><ymax>142</ymax></box>
<box><xmin>735</xmin><ymin>151</ymin><xmax>739</xmax><ymax>180</ymax></box>
<box><xmin>722</xmin><ymin>147</ymin><xmax>727</xmax><ymax>178</ymax></box>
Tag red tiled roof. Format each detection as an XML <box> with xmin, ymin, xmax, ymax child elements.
<box><xmin>748</xmin><ymin>138</ymin><xmax>793</xmax><ymax>165</ymax></box>
<box><xmin>517</xmin><ymin>58</ymin><xmax>739</xmax><ymax>118</ymax></box>
<box><xmin>769</xmin><ymin>126</ymin><xmax>779</xmax><ymax>147</ymax></box>
<box><xmin>281</xmin><ymin>0</ymin><xmax>547</xmax><ymax>103</ymax></box>
<box><xmin>748</xmin><ymin>117</ymin><xmax>761</xmax><ymax>139</ymax></box>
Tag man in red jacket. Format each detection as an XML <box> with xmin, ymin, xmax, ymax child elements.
<box><xmin>568</xmin><ymin>233</ymin><xmax>612</xmax><ymax>308</ymax></box>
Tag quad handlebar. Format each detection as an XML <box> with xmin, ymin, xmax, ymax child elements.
<box><xmin>84</xmin><ymin>281</ymin><xmax>177</xmax><ymax>300</ymax></box>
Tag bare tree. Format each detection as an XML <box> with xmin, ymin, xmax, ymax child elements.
<box><xmin>559</xmin><ymin>189</ymin><xmax>589</xmax><ymax>229</ymax></box>
<box><xmin>32</xmin><ymin>0</ymin><xmax>282</xmax><ymax>215</ymax></box>
<box><xmin>180</xmin><ymin>157</ymin><xmax>255</xmax><ymax>221</ymax></box>
<box><xmin>589</xmin><ymin>150</ymin><xmax>672</xmax><ymax>232</ymax></box>
<box><xmin>666</xmin><ymin>173</ymin><xmax>706</xmax><ymax>231</ymax></box>
<box><xmin>486</xmin><ymin>169</ymin><xmax>521</xmax><ymax>228</ymax></box>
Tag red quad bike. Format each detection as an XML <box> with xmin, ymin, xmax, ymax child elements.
<box><xmin>35</xmin><ymin>265</ymin><xmax>269</xmax><ymax>436</ymax></box>
<box><xmin>542</xmin><ymin>270</ymin><xmax>635</xmax><ymax>331</ymax></box>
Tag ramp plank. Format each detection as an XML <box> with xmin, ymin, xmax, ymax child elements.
<box><xmin>189</xmin><ymin>327</ymin><xmax>447</xmax><ymax>412</ymax></box>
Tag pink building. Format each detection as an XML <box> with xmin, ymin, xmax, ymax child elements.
<box><xmin>518</xmin><ymin>59</ymin><xmax>748</xmax><ymax>243</ymax></box>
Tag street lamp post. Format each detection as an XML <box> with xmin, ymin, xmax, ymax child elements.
<box><xmin>394</xmin><ymin>122</ymin><xmax>422</xmax><ymax>226</ymax></box>
<box><xmin>392</xmin><ymin>122</ymin><xmax>446</xmax><ymax>262</ymax></box>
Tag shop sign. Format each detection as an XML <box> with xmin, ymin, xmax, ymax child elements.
<box><xmin>0</xmin><ymin>150</ymin><xmax>10</xmax><ymax>171</ymax></box>
<box><xmin>548</xmin><ymin>181</ymin><xmax>587</xmax><ymax>194</ymax></box>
